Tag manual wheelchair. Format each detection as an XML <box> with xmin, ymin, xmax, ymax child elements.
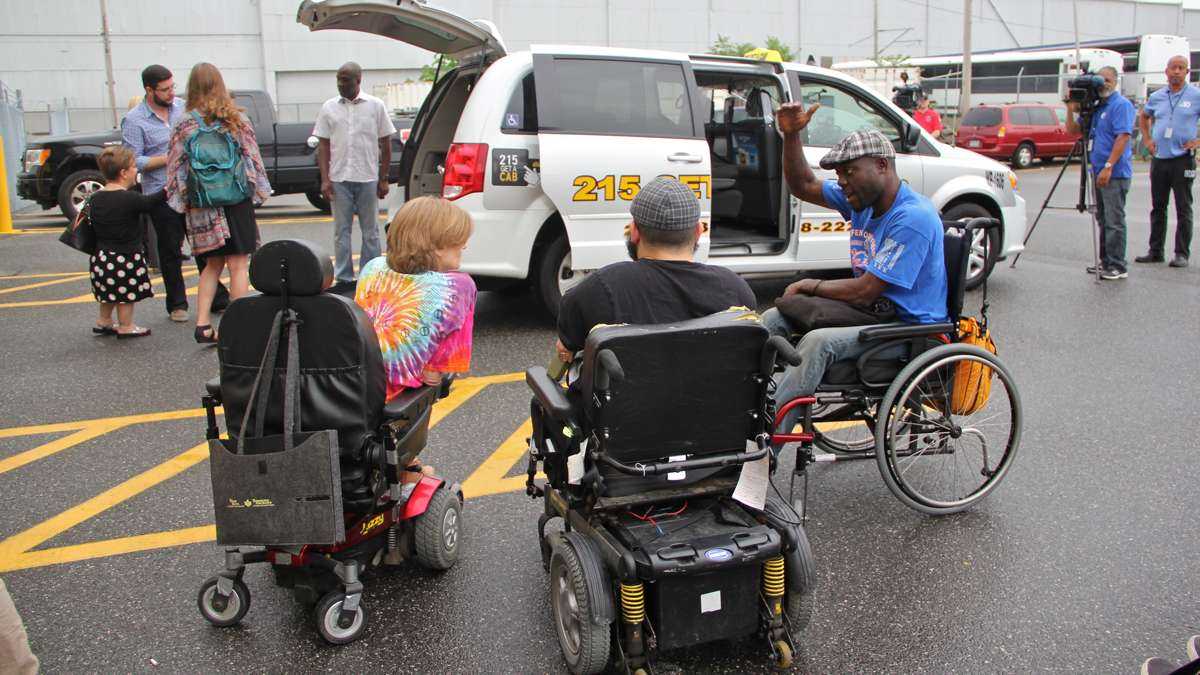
<box><xmin>525</xmin><ymin>309</ymin><xmax>816</xmax><ymax>673</ymax></box>
<box><xmin>195</xmin><ymin>240</ymin><xmax>464</xmax><ymax>644</ymax></box>
<box><xmin>773</xmin><ymin>217</ymin><xmax>1022</xmax><ymax>516</ymax></box>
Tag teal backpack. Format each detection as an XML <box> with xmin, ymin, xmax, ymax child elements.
<box><xmin>185</xmin><ymin>111</ymin><xmax>251</xmax><ymax>208</ymax></box>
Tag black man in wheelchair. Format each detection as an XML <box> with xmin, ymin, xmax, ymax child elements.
<box><xmin>764</xmin><ymin>104</ymin><xmax>1020</xmax><ymax>517</ymax></box>
<box><xmin>526</xmin><ymin>177</ymin><xmax>818</xmax><ymax>672</ymax></box>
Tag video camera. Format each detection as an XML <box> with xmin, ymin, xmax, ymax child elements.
<box><xmin>1066</xmin><ymin>73</ymin><xmax>1106</xmax><ymax>115</ymax></box>
<box><xmin>892</xmin><ymin>83</ymin><xmax>922</xmax><ymax>113</ymax></box>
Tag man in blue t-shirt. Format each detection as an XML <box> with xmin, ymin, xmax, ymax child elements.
<box><xmin>762</xmin><ymin>110</ymin><xmax>947</xmax><ymax>426</ymax></box>
<box><xmin>1137</xmin><ymin>54</ymin><xmax>1200</xmax><ymax>268</ymax></box>
<box><xmin>1065</xmin><ymin>66</ymin><xmax>1136</xmax><ymax>279</ymax></box>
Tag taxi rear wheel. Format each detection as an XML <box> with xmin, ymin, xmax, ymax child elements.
<box><xmin>535</xmin><ymin>233</ymin><xmax>586</xmax><ymax>318</ymax></box>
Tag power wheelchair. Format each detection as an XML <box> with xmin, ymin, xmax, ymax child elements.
<box><xmin>525</xmin><ymin>309</ymin><xmax>816</xmax><ymax>673</ymax></box>
<box><xmin>774</xmin><ymin>217</ymin><xmax>1022</xmax><ymax>516</ymax></box>
<box><xmin>195</xmin><ymin>239</ymin><xmax>464</xmax><ymax>644</ymax></box>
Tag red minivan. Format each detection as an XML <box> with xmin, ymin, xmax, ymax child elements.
<box><xmin>956</xmin><ymin>103</ymin><xmax>1080</xmax><ymax>169</ymax></box>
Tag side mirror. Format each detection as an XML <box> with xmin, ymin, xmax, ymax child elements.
<box><xmin>903</xmin><ymin>123</ymin><xmax>922</xmax><ymax>152</ymax></box>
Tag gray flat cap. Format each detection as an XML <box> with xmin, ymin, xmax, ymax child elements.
<box><xmin>818</xmin><ymin>128</ymin><xmax>896</xmax><ymax>169</ymax></box>
<box><xmin>630</xmin><ymin>177</ymin><xmax>700</xmax><ymax>231</ymax></box>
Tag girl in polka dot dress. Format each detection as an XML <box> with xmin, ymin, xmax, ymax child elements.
<box><xmin>87</xmin><ymin>146</ymin><xmax>166</xmax><ymax>339</ymax></box>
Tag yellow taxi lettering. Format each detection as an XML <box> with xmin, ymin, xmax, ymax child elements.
<box><xmin>572</xmin><ymin>175</ymin><xmax>599</xmax><ymax>201</ymax></box>
<box><xmin>798</xmin><ymin>221</ymin><xmax>849</xmax><ymax>234</ymax></box>
<box><xmin>572</xmin><ymin>174</ymin><xmax>712</xmax><ymax>202</ymax></box>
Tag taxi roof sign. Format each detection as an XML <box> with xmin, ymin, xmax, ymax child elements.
<box><xmin>743</xmin><ymin>48</ymin><xmax>783</xmax><ymax>63</ymax></box>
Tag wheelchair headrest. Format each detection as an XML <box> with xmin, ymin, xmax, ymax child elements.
<box><xmin>249</xmin><ymin>239</ymin><xmax>334</xmax><ymax>297</ymax></box>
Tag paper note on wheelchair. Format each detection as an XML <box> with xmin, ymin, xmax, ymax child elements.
<box><xmin>732</xmin><ymin>446</ymin><xmax>769</xmax><ymax>511</ymax></box>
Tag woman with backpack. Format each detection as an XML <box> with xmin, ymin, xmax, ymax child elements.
<box><xmin>166</xmin><ymin>62</ymin><xmax>271</xmax><ymax>343</ymax></box>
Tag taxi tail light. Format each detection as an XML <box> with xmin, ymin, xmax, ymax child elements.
<box><xmin>442</xmin><ymin>142</ymin><xmax>487</xmax><ymax>200</ymax></box>
<box><xmin>997</xmin><ymin>126</ymin><xmax>1006</xmax><ymax>138</ymax></box>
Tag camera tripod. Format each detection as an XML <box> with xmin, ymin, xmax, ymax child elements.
<box><xmin>1009</xmin><ymin>119</ymin><xmax>1104</xmax><ymax>281</ymax></box>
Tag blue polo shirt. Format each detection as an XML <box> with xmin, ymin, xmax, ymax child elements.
<box><xmin>822</xmin><ymin>181</ymin><xmax>948</xmax><ymax>325</ymax></box>
<box><xmin>1088</xmin><ymin>91</ymin><xmax>1135</xmax><ymax>178</ymax></box>
<box><xmin>1144</xmin><ymin>84</ymin><xmax>1200</xmax><ymax>159</ymax></box>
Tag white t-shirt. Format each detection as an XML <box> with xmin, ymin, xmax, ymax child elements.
<box><xmin>312</xmin><ymin>92</ymin><xmax>397</xmax><ymax>183</ymax></box>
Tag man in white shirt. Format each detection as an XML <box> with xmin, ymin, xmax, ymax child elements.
<box><xmin>313</xmin><ymin>62</ymin><xmax>397</xmax><ymax>284</ymax></box>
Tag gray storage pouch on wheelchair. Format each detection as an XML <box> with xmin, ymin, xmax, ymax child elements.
<box><xmin>209</xmin><ymin>308</ymin><xmax>345</xmax><ymax>546</ymax></box>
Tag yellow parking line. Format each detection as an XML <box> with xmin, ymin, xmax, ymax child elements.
<box><xmin>462</xmin><ymin>418</ymin><xmax>539</xmax><ymax>499</ymax></box>
<box><xmin>0</xmin><ymin>272</ymin><xmax>89</xmax><ymax>280</ymax></box>
<box><xmin>0</xmin><ymin>406</ymin><xmax>210</xmax><ymax>440</ymax></box>
<box><xmin>0</xmin><ymin>274</ymin><xmax>90</xmax><ymax>296</ymax></box>
<box><xmin>0</xmin><ymin>372</ymin><xmax>522</xmax><ymax>572</ymax></box>
<box><xmin>0</xmin><ymin>424</ymin><xmax>120</xmax><ymax>475</ymax></box>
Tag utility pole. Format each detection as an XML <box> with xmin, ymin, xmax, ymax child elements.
<box><xmin>99</xmin><ymin>0</ymin><xmax>119</xmax><ymax>128</ymax></box>
<box><xmin>873</xmin><ymin>0</ymin><xmax>880</xmax><ymax>63</ymax></box>
<box><xmin>958</xmin><ymin>0</ymin><xmax>973</xmax><ymax>122</ymax></box>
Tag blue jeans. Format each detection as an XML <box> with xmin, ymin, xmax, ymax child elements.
<box><xmin>761</xmin><ymin>307</ymin><xmax>902</xmax><ymax>436</ymax></box>
<box><xmin>1094</xmin><ymin>177</ymin><xmax>1130</xmax><ymax>273</ymax></box>
<box><xmin>332</xmin><ymin>181</ymin><xmax>382</xmax><ymax>283</ymax></box>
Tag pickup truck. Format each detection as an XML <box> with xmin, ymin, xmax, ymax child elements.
<box><xmin>16</xmin><ymin>89</ymin><xmax>408</xmax><ymax>220</ymax></box>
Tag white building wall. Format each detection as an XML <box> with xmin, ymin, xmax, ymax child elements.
<box><xmin>0</xmin><ymin>0</ymin><xmax>1195</xmax><ymax>133</ymax></box>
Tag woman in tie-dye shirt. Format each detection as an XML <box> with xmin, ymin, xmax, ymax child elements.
<box><xmin>354</xmin><ymin>197</ymin><xmax>476</xmax><ymax>405</ymax></box>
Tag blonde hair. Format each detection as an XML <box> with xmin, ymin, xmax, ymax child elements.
<box><xmin>185</xmin><ymin>62</ymin><xmax>244</xmax><ymax>131</ymax></box>
<box><xmin>97</xmin><ymin>146</ymin><xmax>135</xmax><ymax>181</ymax></box>
<box><xmin>385</xmin><ymin>197</ymin><xmax>473</xmax><ymax>274</ymax></box>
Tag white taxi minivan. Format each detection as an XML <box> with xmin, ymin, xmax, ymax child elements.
<box><xmin>298</xmin><ymin>0</ymin><xmax>1026</xmax><ymax>313</ymax></box>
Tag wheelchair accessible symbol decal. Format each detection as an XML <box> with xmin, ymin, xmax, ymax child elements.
<box><xmin>704</xmin><ymin>548</ymin><xmax>733</xmax><ymax>562</ymax></box>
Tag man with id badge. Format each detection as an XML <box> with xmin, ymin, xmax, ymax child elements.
<box><xmin>1138</xmin><ymin>54</ymin><xmax>1200</xmax><ymax>268</ymax></box>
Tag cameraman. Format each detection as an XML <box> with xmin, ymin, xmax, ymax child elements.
<box><xmin>1137</xmin><ymin>54</ymin><xmax>1200</xmax><ymax>268</ymax></box>
<box><xmin>1065</xmin><ymin>66</ymin><xmax>1135</xmax><ymax>280</ymax></box>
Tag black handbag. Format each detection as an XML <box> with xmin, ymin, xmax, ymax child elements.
<box><xmin>774</xmin><ymin>293</ymin><xmax>897</xmax><ymax>335</ymax></box>
<box><xmin>58</xmin><ymin>200</ymin><xmax>97</xmax><ymax>255</ymax></box>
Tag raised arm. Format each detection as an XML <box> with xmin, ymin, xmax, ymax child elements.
<box><xmin>777</xmin><ymin>102</ymin><xmax>830</xmax><ymax>208</ymax></box>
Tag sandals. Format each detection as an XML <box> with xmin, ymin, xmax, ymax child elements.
<box><xmin>194</xmin><ymin>325</ymin><xmax>218</xmax><ymax>344</ymax></box>
<box><xmin>92</xmin><ymin>324</ymin><xmax>117</xmax><ymax>336</ymax></box>
<box><xmin>116</xmin><ymin>326</ymin><xmax>152</xmax><ymax>340</ymax></box>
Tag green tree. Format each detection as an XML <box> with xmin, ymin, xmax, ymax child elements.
<box><xmin>877</xmin><ymin>54</ymin><xmax>911</xmax><ymax>67</ymax></box>
<box><xmin>710</xmin><ymin>34</ymin><xmax>756</xmax><ymax>58</ymax></box>
<box><xmin>764</xmin><ymin>36</ymin><xmax>796</xmax><ymax>63</ymax></box>
<box><xmin>420</xmin><ymin>56</ymin><xmax>458</xmax><ymax>82</ymax></box>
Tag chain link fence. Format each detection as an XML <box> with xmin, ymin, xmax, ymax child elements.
<box><xmin>1</xmin><ymin>81</ymin><xmax>30</xmax><ymax>213</ymax></box>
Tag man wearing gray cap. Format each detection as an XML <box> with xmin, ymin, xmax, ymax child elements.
<box><xmin>764</xmin><ymin>103</ymin><xmax>948</xmax><ymax>433</ymax></box>
<box><xmin>555</xmin><ymin>176</ymin><xmax>756</xmax><ymax>360</ymax></box>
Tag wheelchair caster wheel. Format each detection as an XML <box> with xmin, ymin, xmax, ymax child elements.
<box><xmin>773</xmin><ymin>640</ymin><xmax>793</xmax><ymax>669</ymax></box>
<box><xmin>315</xmin><ymin>591</ymin><xmax>367</xmax><ymax>645</ymax></box>
<box><xmin>197</xmin><ymin>576</ymin><xmax>250</xmax><ymax>627</ymax></box>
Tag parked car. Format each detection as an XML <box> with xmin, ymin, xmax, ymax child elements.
<box><xmin>298</xmin><ymin>0</ymin><xmax>1026</xmax><ymax>311</ymax></box>
<box><xmin>16</xmin><ymin>89</ymin><xmax>407</xmax><ymax>220</ymax></box>
<box><xmin>955</xmin><ymin>103</ymin><xmax>1079</xmax><ymax>169</ymax></box>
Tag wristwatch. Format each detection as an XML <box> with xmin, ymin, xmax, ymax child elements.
<box><xmin>1104</xmin><ymin>161</ymin><xmax>1113</xmax><ymax>169</ymax></box>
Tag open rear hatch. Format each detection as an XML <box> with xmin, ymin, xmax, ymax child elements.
<box><xmin>296</xmin><ymin>0</ymin><xmax>506</xmax><ymax>61</ymax></box>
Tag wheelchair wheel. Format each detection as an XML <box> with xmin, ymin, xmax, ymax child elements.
<box><xmin>811</xmin><ymin>402</ymin><xmax>876</xmax><ymax>455</ymax></box>
<box><xmin>315</xmin><ymin>590</ymin><xmax>367</xmax><ymax>645</ymax></box>
<box><xmin>414</xmin><ymin>486</ymin><xmax>462</xmax><ymax>571</ymax></box>
<box><xmin>784</xmin><ymin>523</ymin><xmax>817</xmax><ymax>637</ymax></box>
<box><xmin>197</xmin><ymin>576</ymin><xmax>250</xmax><ymax>627</ymax></box>
<box><xmin>875</xmin><ymin>344</ymin><xmax>1021</xmax><ymax>515</ymax></box>
<box><xmin>549</xmin><ymin>533</ymin><xmax>612</xmax><ymax>675</ymax></box>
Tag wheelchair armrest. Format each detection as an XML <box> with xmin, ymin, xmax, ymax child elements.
<box><xmin>858</xmin><ymin>322</ymin><xmax>955</xmax><ymax>342</ymax></box>
<box><xmin>526</xmin><ymin>367</ymin><xmax>574</xmax><ymax>420</ymax></box>
<box><xmin>382</xmin><ymin>385</ymin><xmax>438</xmax><ymax>423</ymax></box>
<box><xmin>204</xmin><ymin>376</ymin><xmax>222</xmax><ymax>404</ymax></box>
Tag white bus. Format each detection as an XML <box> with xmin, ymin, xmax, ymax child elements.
<box><xmin>834</xmin><ymin>48</ymin><xmax>1125</xmax><ymax>111</ymax></box>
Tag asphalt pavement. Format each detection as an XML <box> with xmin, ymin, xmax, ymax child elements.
<box><xmin>0</xmin><ymin>167</ymin><xmax>1196</xmax><ymax>674</ymax></box>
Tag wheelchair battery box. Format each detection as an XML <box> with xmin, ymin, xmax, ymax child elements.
<box><xmin>611</xmin><ymin>499</ymin><xmax>783</xmax><ymax>650</ymax></box>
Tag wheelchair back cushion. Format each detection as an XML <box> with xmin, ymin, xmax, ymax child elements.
<box><xmin>219</xmin><ymin>240</ymin><xmax>386</xmax><ymax>458</ymax></box>
<box><xmin>942</xmin><ymin>224</ymin><xmax>970</xmax><ymax>323</ymax></box>
<box><xmin>580</xmin><ymin>310</ymin><xmax>768</xmax><ymax>463</ymax></box>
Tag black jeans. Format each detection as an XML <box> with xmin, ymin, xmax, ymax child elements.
<box><xmin>147</xmin><ymin>200</ymin><xmax>229</xmax><ymax>312</ymax></box>
<box><xmin>1149</xmin><ymin>153</ymin><xmax>1194</xmax><ymax>259</ymax></box>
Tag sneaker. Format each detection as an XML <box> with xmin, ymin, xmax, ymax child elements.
<box><xmin>1169</xmin><ymin>255</ymin><xmax>1189</xmax><ymax>268</ymax></box>
<box><xmin>1187</xmin><ymin>635</ymin><xmax>1199</xmax><ymax>661</ymax></box>
<box><xmin>168</xmin><ymin>309</ymin><xmax>189</xmax><ymax>322</ymax></box>
<box><xmin>1141</xmin><ymin>657</ymin><xmax>1180</xmax><ymax>675</ymax></box>
<box><xmin>1135</xmin><ymin>253</ymin><xmax>1165</xmax><ymax>263</ymax></box>
<box><xmin>1100</xmin><ymin>268</ymin><xmax>1128</xmax><ymax>280</ymax></box>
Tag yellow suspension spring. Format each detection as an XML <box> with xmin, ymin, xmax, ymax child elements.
<box><xmin>763</xmin><ymin>556</ymin><xmax>786</xmax><ymax>598</ymax></box>
<box><xmin>620</xmin><ymin>582</ymin><xmax>645</xmax><ymax>624</ymax></box>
